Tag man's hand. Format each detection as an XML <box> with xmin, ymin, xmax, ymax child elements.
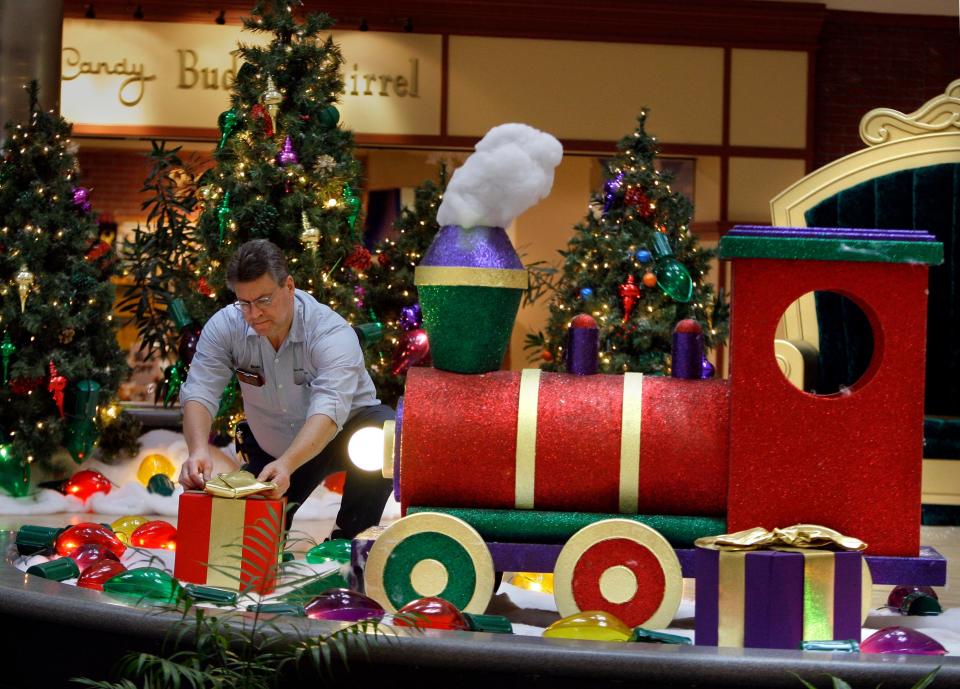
<box><xmin>179</xmin><ymin>454</ymin><xmax>213</xmax><ymax>490</ymax></box>
<box><xmin>257</xmin><ymin>459</ymin><xmax>292</xmax><ymax>500</ymax></box>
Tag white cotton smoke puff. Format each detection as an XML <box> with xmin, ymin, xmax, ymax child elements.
<box><xmin>437</xmin><ymin>123</ymin><xmax>563</xmax><ymax>229</ymax></box>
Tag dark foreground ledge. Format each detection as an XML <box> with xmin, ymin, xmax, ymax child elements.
<box><xmin>1</xmin><ymin>531</ymin><xmax>956</xmax><ymax>689</ymax></box>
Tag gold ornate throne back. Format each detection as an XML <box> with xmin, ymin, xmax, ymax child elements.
<box><xmin>769</xmin><ymin>79</ymin><xmax>960</xmax><ymax>511</ymax></box>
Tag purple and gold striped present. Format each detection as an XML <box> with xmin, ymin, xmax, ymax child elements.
<box><xmin>694</xmin><ymin>525</ymin><xmax>872</xmax><ymax>649</ymax></box>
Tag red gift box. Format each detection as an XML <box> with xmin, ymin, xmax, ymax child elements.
<box><xmin>174</xmin><ymin>491</ymin><xmax>285</xmax><ymax>595</ymax></box>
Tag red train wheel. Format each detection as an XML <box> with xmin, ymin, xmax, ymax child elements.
<box><xmin>553</xmin><ymin>519</ymin><xmax>682</xmax><ymax>628</ymax></box>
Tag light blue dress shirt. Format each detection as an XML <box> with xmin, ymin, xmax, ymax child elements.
<box><xmin>180</xmin><ymin>289</ymin><xmax>380</xmax><ymax>459</ymax></box>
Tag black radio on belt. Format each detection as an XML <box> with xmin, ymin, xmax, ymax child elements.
<box><xmin>235</xmin><ymin>368</ymin><xmax>265</xmax><ymax>387</ymax></box>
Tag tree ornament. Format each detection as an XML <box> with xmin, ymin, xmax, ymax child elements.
<box><xmin>391</xmin><ymin>328</ymin><xmax>430</xmax><ymax>375</ymax></box>
<box><xmin>198</xmin><ymin>276</ymin><xmax>213</xmax><ymax>297</ymax></box>
<box><xmin>0</xmin><ymin>443</ymin><xmax>30</xmax><ymax>498</ymax></box>
<box><xmin>216</xmin><ymin>109</ymin><xmax>239</xmax><ymax>150</ymax></box>
<box><xmin>1</xmin><ymin>332</ymin><xmax>15</xmax><ymax>386</ymax></box>
<box><xmin>345</xmin><ymin>244</ymin><xmax>372</xmax><ymax>272</ymax></box>
<box><xmin>15</xmin><ymin>264</ymin><xmax>34</xmax><ymax>312</ymax></box>
<box><xmin>319</xmin><ymin>105</ymin><xmax>340</xmax><ymax>128</ymax></box>
<box><xmin>300</xmin><ymin>211</ymin><xmax>320</xmax><ymax>253</ymax></box>
<box><xmin>343</xmin><ymin>184</ymin><xmax>361</xmax><ymax>230</ymax></box>
<box><xmin>58</xmin><ymin>327</ymin><xmax>76</xmax><ymax>344</ymax></box>
<box><xmin>651</xmin><ymin>233</ymin><xmax>693</xmax><ymax>302</ymax></box>
<box><xmin>603</xmin><ymin>172</ymin><xmax>624</xmax><ymax>213</ymax></box>
<box><xmin>314</xmin><ymin>154</ymin><xmax>336</xmax><ymax>176</ymax></box>
<box><xmin>642</xmin><ymin>271</ymin><xmax>657</xmax><ymax>287</ymax></box>
<box><xmin>701</xmin><ymin>355</ymin><xmax>715</xmax><ymax>379</ymax></box>
<box><xmin>262</xmin><ymin>75</ymin><xmax>283</xmax><ymax>123</ymax></box>
<box><xmin>276</xmin><ymin>136</ymin><xmax>299</xmax><ymax>166</ymax></box>
<box><xmin>65</xmin><ymin>379</ymin><xmax>101</xmax><ymax>463</ymax></box>
<box><xmin>377</xmin><ymin>252</ymin><xmax>390</xmax><ymax>268</ymax></box>
<box><xmin>618</xmin><ymin>275</ymin><xmax>641</xmax><ymax>322</ymax></box>
<box><xmin>47</xmin><ymin>360</ymin><xmax>67</xmax><ymax>418</ymax></box>
<box><xmin>217</xmin><ymin>191</ymin><xmax>231</xmax><ymax>245</ymax></box>
<box><xmin>163</xmin><ymin>360</ymin><xmax>187</xmax><ymax>407</ymax></box>
<box><xmin>10</xmin><ymin>376</ymin><xmax>43</xmax><ymax>395</ymax></box>
<box><xmin>579</xmin><ymin>287</ymin><xmax>594</xmax><ymax>300</ymax></box>
<box><xmin>636</xmin><ymin>248</ymin><xmax>652</xmax><ymax>263</ymax></box>
<box><xmin>398</xmin><ymin>303</ymin><xmax>422</xmax><ymax>332</ymax></box>
<box><xmin>71</xmin><ymin>186</ymin><xmax>92</xmax><ymax>213</ymax></box>
<box><xmin>250</xmin><ymin>103</ymin><xmax>274</xmax><ymax>137</ymax></box>
<box><xmin>197</xmin><ymin>184</ymin><xmax>218</xmax><ymax>203</ymax></box>
<box><xmin>624</xmin><ymin>186</ymin><xmax>654</xmax><ymax>218</ymax></box>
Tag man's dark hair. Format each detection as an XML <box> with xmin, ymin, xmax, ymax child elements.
<box><xmin>226</xmin><ymin>239</ymin><xmax>289</xmax><ymax>287</ymax></box>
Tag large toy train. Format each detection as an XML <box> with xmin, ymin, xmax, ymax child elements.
<box><xmin>353</xmin><ymin>225</ymin><xmax>946</xmax><ymax>634</ymax></box>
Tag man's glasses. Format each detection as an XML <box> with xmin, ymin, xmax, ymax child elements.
<box><xmin>233</xmin><ymin>285</ymin><xmax>282</xmax><ymax>313</ymax></box>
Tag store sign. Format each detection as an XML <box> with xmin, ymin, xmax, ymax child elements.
<box><xmin>61</xmin><ymin>19</ymin><xmax>442</xmax><ymax>136</ymax></box>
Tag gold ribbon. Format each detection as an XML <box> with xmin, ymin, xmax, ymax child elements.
<box><xmin>695</xmin><ymin>524</ymin><xmax>866</xmax><ymax>552</ymax></box>
<box><xmin>717</xmin><ymin>550</ymin><xmax>747</xmax><ymax>647</ymax></box>
<box><xmin>515</xmin><ymin>369</ymin><xmax>541</xmax><ymax>509</ymax></box>
<box><xmin>204</xmin><ymin>470</ymin><xmax>277</xmax><ymax>499</ymax></box>
<box><xmin>618</xmin><ymin>373</ymin><xmax>643</xmax><ymax>513</ymax></box>
<box><xmin>414</xmin><ymin>265</ymin><xmax>527</xmax><ymax>289</ymax></box>
<box><xmin>207</xmin><ymin>497</ymin><xmax>246</xmax><ymax>588</ymax></box>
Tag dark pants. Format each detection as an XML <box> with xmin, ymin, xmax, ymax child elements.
<box><xmin>236</xmin><ymin>404</ymin><xmax>395</xmax><ymax>539</ymax></box>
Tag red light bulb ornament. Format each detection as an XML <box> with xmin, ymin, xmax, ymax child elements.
<box><xmin>55</xmin><ymin>522</ymin><xmax>126</xmax><ymax>559</ymax></box>
<box><xmin>394</xmin><ymin>597</ymin><xmax>470</xmax><ymax>631</ymax></box>
<box><xmin>651</xmin><ymin>233</ymin><xmax>693</xmax><ymax>303</ymax></box>
<box><xmin>63</xmin><ymin>470</ymin><xmax>112</xmax><ymax>501</ymax></box>
<box><xmin>618</xmin><ymin>275</ymin><xmax>641</xmax><ymax>323</ymax></box>
<box><xmin>130</xmin><ymin>520</ymin><xmax>177</xmax><ymax>550</ymax></box>
<box><xmin>69</xmin><ymin>543</ymin><xmax>121</xmax><ymax>573</ymax></box>
<box><xmin>76</xmin><ymin>559</ymin><xmax>127</xmax><ymax>591</ymax></box>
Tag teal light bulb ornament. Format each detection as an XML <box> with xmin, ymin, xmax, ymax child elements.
<box><xmin>652</xmin><ymin>233</ymin><xmax>693</xmax><ymax>303</ymax></box>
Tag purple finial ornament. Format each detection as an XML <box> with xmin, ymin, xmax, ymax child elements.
<box><xmin>398</xmin><ymin>303</ymin><xmax>422</xmax><ymax>332</ymax></box>
<box><xmin>602</xmin><ymin>172</ymin><xmax>624</xmax><ymax>213</ymax></box>
<box><xmin>276</xmin><ymin>136</ymin><xmax>299</xmax><ymax>167</ymax></box>
<box><xmin>671</xmin><ymin>320</ymin><xmax>703</xmax><ymax>379</ymax></box>
<box><xmin>72</xmin><ymin>186</ymin><xmax>92</xmax><ymax>213</ymax></box>
<box><xmin>701</xmin><ymin>355</ymin><xmax>715</xmax><ymax>379</ymax></box>
<box><xmin>566</xmin><ymin>314</ymin><xmax>599</xmax><ymax>375</ymax></box>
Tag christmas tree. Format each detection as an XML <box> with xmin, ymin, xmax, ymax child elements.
<box><xmin>363</xmin><ymin>165</ymin><xmax>449</xmax><ymax>405</ymax></box>
<box><xmin>0</xmin><ymin>82</ymin><xmax>127</xmax><ymax>490</ymax></box>
<box><xmin>527</xmin><ymin>109</ymin><xmax>729</xmax><ymax>375</ymax></box>
<box><xmin>148</xmin><ymin>0</ymin><xmax>373</xmax><ymax>430</ymax></box>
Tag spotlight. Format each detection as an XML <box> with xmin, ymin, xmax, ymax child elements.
<box><xmin>84</xmin><ymin>3</ymin><xmax>95</xmax><ymax>19</ymax></box>
<box><xmin>358</xmin><ymin>17</ymin><xmax>368</xmax><ymax>31</ymax></box>
<box><xmin>215</xmin><ymin>10</ymin><xmax>226</xmax><ymax>25</ymax></box>
<box><xmin>403</xmin><ymin>17</ymin><xmax>413</xmax><ymax>33</ymax></box>
<box><xmin>347</xmin><ymin>426</ymin><xmax>385</xmax><ymax>472</ymax></box>
<box><xmin>133</xmin><ymin>5</ymin><xmax>143</xmax><ymax>19</ymax></box>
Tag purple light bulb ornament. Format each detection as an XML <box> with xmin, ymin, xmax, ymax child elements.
<box><xmin>398</xmin><ymin>303</ymin><xmax>422</xmax><ymax>332</ymax></box>
<box><xmin>276</xmin><ymin>136</ymin><xmax>299</xmax><ymax>167</ymax></box>
<box><xmin>602</xmin><ymin>172</ymin><xmax>624</xmax><ymax>213</ymax></box>
<box><xmin>566</xmin><ymin>314</ymin><xmax>599</xmax><ymax>376</ymax></box>
<box><xmin>72</xmin><ymin>186</ymin><xmax>92</xmax><ymax>213</ymax></box>
<box><xmin>671</xmin><ymin>320</ymin><xmax>703</xmax><ymax>380</ymax></box>
<box><xmin>861</xmin><ymin>626</ymin><xmax>946</xmax><ymax>655</ymax></box>
<box><xmin>304</xmin><ymin>588</ymin><xmax>385</xmax><ymax>622</ymax></box>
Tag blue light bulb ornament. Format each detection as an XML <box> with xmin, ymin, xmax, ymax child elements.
<box><xmin>579</xmin><ymin>287</ymin><xmax>594</xmax><ymax>300</ymax></box>
<box><xmin>651</xmin><ymin>234</ymin><xmax>693</xmax><ymax>303</ymax></box>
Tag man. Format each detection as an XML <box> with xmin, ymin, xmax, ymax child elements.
<box><xmin>178</xmin><ymin>239</ymin><xmax>393</xmax><ymax>539</ymax></box>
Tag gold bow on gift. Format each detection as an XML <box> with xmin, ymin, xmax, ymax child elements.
<box><xmin>204</xmin><ymin>470</ymin><xmax>276</xmax><ymax>499</ymax></box>
<box><xmin>695</xmin><ymin>524</ymin><xmax>866</xmax><ymax>552</ymax></box>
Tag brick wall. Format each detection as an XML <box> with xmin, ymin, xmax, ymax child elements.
<box><xmin>814</xmin><ymin>11</ymin><xmax>960</xmax><ymax>168</ymax></box>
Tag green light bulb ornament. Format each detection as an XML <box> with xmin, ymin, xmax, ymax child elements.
<box><xmin>651</xmin><ymin>233</ymin><xmax>693</xmax><ymax>303</ymax></box>
<box><xmin>102</xmin><ymin>567</ymin><xmax>184</xmax><ymax>605</ymax></box>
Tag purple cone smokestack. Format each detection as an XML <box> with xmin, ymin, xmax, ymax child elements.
<box><xmin>566</xmin><ymin>314</ymin><xmax>599</xmax><ymax>375</ymax></box>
